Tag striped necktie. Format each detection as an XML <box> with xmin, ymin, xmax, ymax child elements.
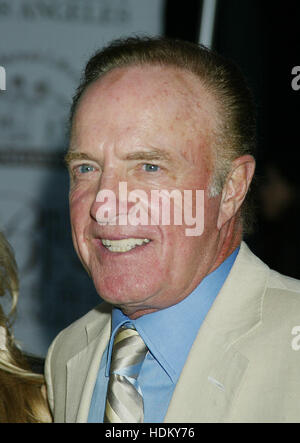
<box><xmin>104</xmin><ymin>326</ymin><xmax>148</xmax><ymax>423</ymax></box>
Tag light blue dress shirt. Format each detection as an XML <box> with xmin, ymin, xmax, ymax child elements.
<box><xmin>88</xmin><ymin>247</ymin><xmax>239</xmax><ymax>422</ymax></box>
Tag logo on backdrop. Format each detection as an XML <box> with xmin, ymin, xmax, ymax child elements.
<box><xmin>0</xmin><ymin>52</ymin><xmax>78</xmax><ymax>166</ymax></box>
<box><xmin>0</xmin><ymin>0</ymin><xmax>130</xmax><ymax>25</ymax></box>
<box><xmin>291</xmin><ymin>66</ymin><xmax>300</xmax><ymax>91</ymax></box>
<box><xmin>0</xmin><ymin>66</ymin><xmax>6</xmax><ymax>90</ymax></box>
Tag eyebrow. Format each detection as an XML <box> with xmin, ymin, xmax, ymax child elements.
<box><xmin>125</xmin><ymin>149</ymin><xmax>172</xmax><ymax>162</ymax></box>
<box><xmin>64</xmin><ymin>151</ymin><xmax>94</xmax><ymax>166</ymax></box>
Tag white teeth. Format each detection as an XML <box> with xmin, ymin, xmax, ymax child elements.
<box><xmin>101</xmin><ymin>238</ymin><xmax>150</xmax><ymax>252</ymax></box>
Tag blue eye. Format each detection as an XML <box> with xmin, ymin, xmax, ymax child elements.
<box><xmin>143</xmin><ymin>164</ymin><xmax>160</xmax><ymax>172</ymax></box>
<box><xmin>78</xmin><ymin>164</ymin><xmax>95</xmax><ymax>174</ymax></box>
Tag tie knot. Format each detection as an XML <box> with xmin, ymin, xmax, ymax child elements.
<box><xmin>110</xmin><ymin>326</ymin><xmax>148</xmax><ymax>376</ymax></box>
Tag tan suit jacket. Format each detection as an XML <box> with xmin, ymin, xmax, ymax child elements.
<box><xmin>45</xmin><ymin>242</ymin><xmax>300</xmax><ymax>422</ymax></box>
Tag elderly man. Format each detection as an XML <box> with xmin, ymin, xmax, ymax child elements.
<box><xmin>45</xmin><ymin>37</ymin><xmax>300</xmax><ymax>423</ymax></box>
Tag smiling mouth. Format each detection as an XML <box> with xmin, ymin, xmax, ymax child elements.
<box><xmin>101</xmin><ymin>238</ymin><xmax>151</xmax><ymax>253</ymax></box>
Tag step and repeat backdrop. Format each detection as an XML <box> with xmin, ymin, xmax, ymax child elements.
<box><xmin>0</xmin><ymin>0</ymin><xmax>164</xmax><ymax>357</ymax></box>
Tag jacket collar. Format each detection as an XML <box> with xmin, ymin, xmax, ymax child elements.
<box><xmin>65</xmin><ymin>304</ymin><xmax>112</xmax><ymax>422</ymax></box>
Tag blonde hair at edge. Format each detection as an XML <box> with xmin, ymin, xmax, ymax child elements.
<box><xmin>0</xmin><ymin>232</ymin><xmax>52</xmax><ymax>423</ymax></box>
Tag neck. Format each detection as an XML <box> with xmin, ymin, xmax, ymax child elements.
<box><xmin>209</xmin><ymin>215</ymin><xmax>243</xmax><ymax>274</ymax></box>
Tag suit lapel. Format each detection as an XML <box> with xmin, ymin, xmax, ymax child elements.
<box><xmin>65</xmin><ymin>305</ymin><xmax>111</xmax><ymax>423</ymax></box>
<box><xmin>165</xmin><ymin>242</ymin><xmax>269</xmax><ymax>422</ymax></box>
<box><xmin>164</xmin><ymin>330</ymin><xmax>249</xmax><ymax>422</ymax></box>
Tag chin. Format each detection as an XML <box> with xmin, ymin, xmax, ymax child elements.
<box><xmin>92</xmin><ymin>270</ymin><xmax>162</xmax><ymax>312</ymax></box>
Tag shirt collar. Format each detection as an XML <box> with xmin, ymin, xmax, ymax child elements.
<box><xmin>107</xmin><ymin>247</ymin><xmax>239</xmax><ymax>382</ymax></box>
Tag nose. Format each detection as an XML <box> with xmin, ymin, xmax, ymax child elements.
<box><xmin>90</xmin><ymin>169</ymin><xmax>118</xmax><ymax>223</ymax></box>
<box><xmin>90</xmin><ymin>170</ymin><xmax>135</xmax><ymax>225</ymax></box>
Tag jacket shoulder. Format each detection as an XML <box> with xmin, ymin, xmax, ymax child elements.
<box><xmin>268</xmin><ymin>268</ymin><xmax>300</xmax><ymax>294</ymax></box>
<box><xmin>261</xmin><ymin>269</ymin><xmax>300</xmax><ymax>328</ymax></box>
<box><xmin>46</xmin><ymin>302</ymin><xmax>111</xmax><ymax>367</ymax></box>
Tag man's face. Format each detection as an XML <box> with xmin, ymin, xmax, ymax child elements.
<box><xmin>67</xmin><ymin>65</ymin><xmax>222</xmax><ymax>318</ymax></box>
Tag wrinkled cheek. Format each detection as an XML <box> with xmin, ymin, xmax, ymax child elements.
<box><xmin>69</xmin><ymin>200</ymin><xmax>91</xmax><ymax>267</ymax></box>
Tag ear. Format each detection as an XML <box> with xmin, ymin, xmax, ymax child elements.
<box><xmin>217</xmin><ymin>155</ymin><xmax>255</xmax><ymax>230</ymax></box>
